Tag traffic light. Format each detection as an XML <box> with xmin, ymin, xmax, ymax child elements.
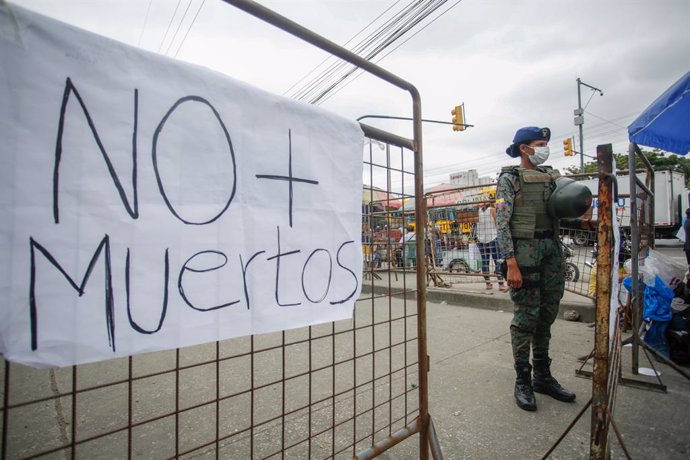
<box><xmin>451</xmin><ymin>104</ymin><xmax>465</xmax><ymax>131</ymax></box>
<box><xmin>563</xmin><ymin>137</ymin><xmax>574</xmax><ymax>156</ymax></box>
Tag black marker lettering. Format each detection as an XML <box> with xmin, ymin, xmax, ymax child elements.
<box><xmin>266</xmin><ymin>226</ymin><xmax>301</xmax><ymax>307</ymax></box>
<box><xmin>152</xmin><ymin>96</ymin><xmax>236</xmax><ymax>225</ymax></box>
<box><xmin>255</xmin><ymin>129</ymin><xmax>318</xmax><ymax>227</ymax></box>
<box><xmin>29</xmin><ymin>235</ymin><xmax>115</xmax><ymax>351</ymax></box>
<box><xmin>178</xmin><ymin>250</ymin><xmax>240</xmax><ymax>311</ymax></box>
<box><xmin>126</xmin><ymin>248</ymin><xmax>169</xmax><ymax>334</ymax></box>
<box><xmin>301</xmin><ymin>248</ymin><xmax>332</xmax><ymax>303</ymax></box>
<box><xmin>53</xmin><ymin>78</ymin><xmax>138</xmax><ymax>223</ymax></box>
<box><xmin>330</xmin><ymin>240</ymin><xmax>359</xmax><ymax>305</ymax></box>
<box><xmin>240</xmin><ymin>250</ymin><xmax>266</xmax><ymax>310</ymax></box>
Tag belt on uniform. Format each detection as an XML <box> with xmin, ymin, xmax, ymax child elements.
<box><xmin>513</xmin><ymin>230</ymin><xmax>554</xmax><ymax>240</ymax></box>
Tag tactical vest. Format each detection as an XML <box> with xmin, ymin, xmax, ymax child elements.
<box><xmin>500</xmin><ymin>166</ymin><xmax>560</xmax><ymax>239</ymax></box>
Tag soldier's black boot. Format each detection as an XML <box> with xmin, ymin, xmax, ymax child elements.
<box><xmin>532</xmin><ymin>357</ymin><xmax>576</xmax><ymax>402</ymax></box>
<box><xmin>514</xmin><ymin>363</ymin><xmax>537</xmax><ymax>411</ymax></box>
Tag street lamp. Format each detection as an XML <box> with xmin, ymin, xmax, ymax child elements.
<box><xmin>575</xmin><ymin>78</ymin><xmax>604</xmax><ymax>172</ymax></box>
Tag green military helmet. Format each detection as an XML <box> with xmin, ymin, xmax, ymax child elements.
<box><xmin>548</xmin><ymin>177</ymin><xmax>593</xmax><ymax>219</ymax></box>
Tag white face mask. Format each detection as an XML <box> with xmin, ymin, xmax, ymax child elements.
<box><xmin>528</xmin><ymin>146</ymin><xmax>550</xmax><ymax>166</ymax></box>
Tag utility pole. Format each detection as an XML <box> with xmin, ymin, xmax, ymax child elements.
<box><xmin>575</xmin><ymin>78</ymin><xmax>604</xmax><ymax>172</ymax></box>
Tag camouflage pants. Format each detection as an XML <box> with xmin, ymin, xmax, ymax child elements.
<box><xmin>510</xmin><ymin>238</ymin><xmax>565</xmax><ymax>364</ymax></box>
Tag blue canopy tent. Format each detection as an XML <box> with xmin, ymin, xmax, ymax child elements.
<box><xmin>628</xmin><ymin>70</ymin><xmax>690</xmax><ymax>155</ymax></box>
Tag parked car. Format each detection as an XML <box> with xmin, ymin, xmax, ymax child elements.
<box><xmin>440</xmin><ymin>246</ymin><xmax>481</xmax><ymax>273</ymax></box>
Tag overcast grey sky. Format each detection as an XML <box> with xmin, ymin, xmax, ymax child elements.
<box><xmin>11</xmin><ymin>0</ymin><xmax>690</xmax><ymax>187</ymax></box>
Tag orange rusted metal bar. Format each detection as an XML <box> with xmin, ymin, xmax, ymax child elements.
<box><xmin>590</xmin><ymin>144</ymin><xmax>614</xmax><ymax>459</ymax></box>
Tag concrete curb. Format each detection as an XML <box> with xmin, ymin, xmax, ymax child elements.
<box><xmin>361</xmin><ymin>284</ymin><xmax>596</xmax><ymax>323</ymax></box>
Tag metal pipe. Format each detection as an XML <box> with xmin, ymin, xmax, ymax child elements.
<box><xmin>633</xmin><ymin>143</ymin><xmax>654</xmax><ymax>170</ymax></box>
<box><xmin>428</xmin><ymin>417</ymin><xmax>444</xmax><ymax>460</ymax></box>
<box><xmin>2</xmin><ymin>361</ymin><xmax>9</xmax><ymax>460</ymax></box>
<box><xmin>355</xmin><ymin>419</ymin><xmax>420</xmax><ymax>460</ymax></box>
<box><xmin>639</xmin><ymin>339</ymin><xmax>690</xmax><ymax>380</ymax></box>
<box><xmin>357</xmin><ymin>114</ymin><xmax>473</xmax><ymax>130</ymax></box>
<box><xmin>411</xmin><ymin>84</ymin><xmax>430</xmax><ymax>460</ymax></box>
<box><xmin>540</xmin><ymin>398</ymin><xmax>593</xmax><ymax>460</ymax></box>
<box><xmin>628</xmin><ymin>143</ymin><xmax>641</xmax><ymax>373</ymax></box>
<box><xmin>634</xmin><ymin>176</ymin><xmax>654</xmax><ymax>198</ymax></box>
<box><xmin>577</xmin><ymin>78</ymin><xmax>584</xmax><ymax>173</ymax></box>
<box><xmin>649</xmin><ymin>165</ymin><xmax>656</xmax><ymax>249</ymax></box>
<box><xmin>360</xmin><ymin>123</ymin><xmax>415</xmax><ymax>151</ymax></box>
<box><xmin>575</xmin><ymin>78</ymin><xmax>603</xmax><ymax>173</ymax></box>
<box><xmin>608</xmin><ymin>415</ymin><xmax>633</xmax><ymax>460</ymax></box>
<box><xmin>591</xmin><ymin>143</ymin><xmax>614</xmax><ymax>460</ymax></box>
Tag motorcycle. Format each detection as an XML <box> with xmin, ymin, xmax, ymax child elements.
<box><xmin>560</xmin><ymin>239</ymin><xmax>580</xmax><ymax>282</ymax></box>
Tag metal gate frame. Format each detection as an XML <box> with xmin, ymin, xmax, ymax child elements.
<box><xmin>627</xmin><ymin>144</ymin><xmax>690</xmax><ymax>384</ymax></box>
<box><xmin>220</xmin><ymin>1</ymin><xmax>436</xmax><ymax>457</ymax></box>
<box><xmin>543</xmin><ymin>144</ymin><xmax>631</xmax><ymax>459</ymax></box>
<box><xmin>1</xmin><ymin>1</ymin><xmax>440</xmax><ymax>458</ymax></box>
<box><xmin>548</xmin><ymin>144</ymin><xmax>686</xmax><ymax>459</ymax></box>
<box><xmin>628</xmin><ymin>143</ymin><xmax>656</xmax><ymax>374</ymax></box>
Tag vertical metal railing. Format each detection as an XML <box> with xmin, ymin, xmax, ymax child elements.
<box><xmin>628</xmin><ymin>143</ymin><xmax>655</xmax><ymax>374</ymax></box>
<box><xmin>544</xmin><ymin>144</ymin><xmax>632</xmax><ymax>459</ymax></box>
<box><xmin>590</xmin><ymin>144</ymin><xmax>614</xmax><ymax>459</ymax></box>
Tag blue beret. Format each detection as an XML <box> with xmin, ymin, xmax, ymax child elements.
<box><xmin>505</xmin><ymin>126</ymin><xmax>551</xmax><ymax>157</ymax></box>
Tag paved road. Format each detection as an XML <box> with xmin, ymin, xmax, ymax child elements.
<box><xmin>656</xmin><ymin>238</ymin><xmax>686</xmax><ymax>264</ymax></box>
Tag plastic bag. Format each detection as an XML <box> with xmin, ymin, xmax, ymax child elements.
<box><xmin>467</xmin><ymin>243</ymin><xmax>481</xmax><ymax>271</ymax></box>
<box><xmin>639</xmin><ymin>249</ymin><xmax>686</xmax><ymax>288</ymax></box>
<box><xmin>676</xmin><ymin>218</ymin><xmax>686</xmax><ymax>243</ymax></box>
<box><xmin>623</xmin><ymin>274</ymin><xmax>673</xmax><ymax>322</ymax></box>
<box><xmin>642</xmin><ymin>275</ymin><xmax>674</xmax><ymax>322</ymax></box>
<box><xmin>644</xmin><ymin>320</ymin><xmax>670</xmax><ymax>358</ymax></box>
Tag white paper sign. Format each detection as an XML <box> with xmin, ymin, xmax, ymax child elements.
<box><xmin>0</xmin><ymin>5</ymin><xmax>364</xmax><ymax>368</ymax></box>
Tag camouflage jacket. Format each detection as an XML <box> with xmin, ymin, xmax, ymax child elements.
<box><xmin>495</xmin><ymin>172</ymin><xmax>519</xmax><ymax>259</ymax></box>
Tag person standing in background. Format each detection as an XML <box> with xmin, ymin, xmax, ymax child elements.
<box><xmin>683</xmin><ymin>208</ymin><xmax>690</xmax><ymax>272</ymax></box>
<box><xmin>476</xmin><ymin>201</ymin><xmax>507</xmax><ymax>291</ymax></box>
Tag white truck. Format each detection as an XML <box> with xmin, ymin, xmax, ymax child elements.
<box><xmin>567</xmin><ymin>169</ymin><xmax>687</xmax><ymax>240</ymax></box>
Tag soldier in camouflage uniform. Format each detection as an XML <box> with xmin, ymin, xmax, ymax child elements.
<box><xmin>495</xmin><ymin>126</ymin><xmax>576</xmax><ymax>412</ymax></box>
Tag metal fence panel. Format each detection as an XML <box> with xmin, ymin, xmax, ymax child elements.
<box><xmin>2</xmin><ymin>2</ymin><xmax>438</xmax><ymax>458</ymax></box>
<box><xmin>418</xmin><ymin>182</ymin><xmax>611</xmax><ymax>300</ymax></box>
<box><xmin>1</xmin><ymin>132</ymin><xmax>427</xmax><ymax>459</ymax></box>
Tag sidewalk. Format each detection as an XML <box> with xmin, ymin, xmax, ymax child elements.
<box><xmin>369</xmin><ymin>294</ymin><xmax>690</xmax><ymax>459</ymax></box>
<box><xmin>422</xmin><ymin>301</ymin><xmax>689</xmax><ymax>459</ymax></box>
<box><xmin>362</xmin><ymin>269</ymin><xmax>596</xmax><ymax>322</ymax></box>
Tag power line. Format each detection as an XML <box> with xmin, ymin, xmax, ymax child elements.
<box><xmin>287</xmin><ymin>0</ymin><xmax>463</xmax><ymax>105</ymax></box>
<box><xmin>291</xmin><ymin>0</ymin><xmax>433</xmax><ymax>103</ymax></box>
<box><xmin>382</xmin><ymin>117</ymin><xmax>631</xmax><ymax>180</ymax></box>
<box><xmin>137</xmin><ymin>0</ymin><xmax>154</xmax><ymax>47</ymax></box>
<box><xmin>164</xmin><ymin>0</ymin><xmax>194</xmax><ymax>56</ymax></box>
<box><xmin>282</xmin><ymin>0</ymin><xmax>403</xmax><ymax>96</ymax></box>
<box><xmin>311</xmin><ymin>0</ymin><xmax>440</xmax><ymax>103</ymax></box>
<box><xmin>320</xmin><ymin>0</ymin><xmax>464</xmax><ymax>104</ymax></box>
<box><xmin>158</xmin><ymin>0</ymin><xmax>183</xmax><ymax>53</ymax></box>
<box><xmin>174</xmin><ymin>0</ymin><xmax>207</xmax><ymax>58</ymax></box>
<box><xmin>584</xmin><ymin>110</ymin><xmax>635</xmax><ymax>130</ymax></box>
